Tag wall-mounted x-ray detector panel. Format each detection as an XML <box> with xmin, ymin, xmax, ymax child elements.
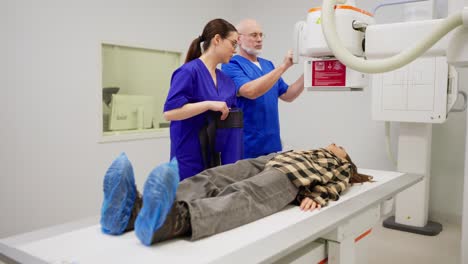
<box><xmin>372</xmin><ymin>56</ymin><xmax>451</xmax><ymax>123</ymax></box>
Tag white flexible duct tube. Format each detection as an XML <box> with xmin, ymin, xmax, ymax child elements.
<box><xmin>321</xmin><ymin>0</ymin><xmax>463</xmax><ymax>73</ymax></box>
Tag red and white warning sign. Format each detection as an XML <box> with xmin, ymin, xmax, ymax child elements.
<box><xmin>312</xmin><ymin>60</ymin><xmax>346</xmax><ymax>86</ymax></box>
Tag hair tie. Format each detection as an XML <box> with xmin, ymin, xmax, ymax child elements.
<box><xmin>198</xmin><ymin>35</ymin><xmax>205</xmax><ymax>43</ymax></box>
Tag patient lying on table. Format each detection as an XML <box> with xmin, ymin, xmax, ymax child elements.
<box><xmin>100</xmin><ymin>143</ymin><xmax>373</xmax><ymax>246</ymax></box>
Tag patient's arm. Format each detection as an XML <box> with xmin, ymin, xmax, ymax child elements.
<box><xmin>163</xmin><ymin>101</ymin><xmax>229</xmax><ymax>121</ymax></box>
<box><xmin>296</xmin><ymin>177</ymin><xmax>350</xmax><ymax>208</ymax></box>
<box><xmin>296</xmin><ymin>187</ymin><xmax>327</xmax><ymax>208</ymax></box>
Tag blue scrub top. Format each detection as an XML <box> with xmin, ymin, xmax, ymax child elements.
<box><xmin>164</xmin><ymin>59</ymin><xmax>237</xmax><ymax>181</ymax></box>
<box><xmin>222</xmin><ymin>55</ymin><xmax>289</xmax><ymax>159</ymax></box>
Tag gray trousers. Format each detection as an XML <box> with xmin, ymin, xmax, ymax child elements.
<box><xmin>176</xmin><ymin>154</ymin><xmax>299</xmax><ymax>240</ymax></box>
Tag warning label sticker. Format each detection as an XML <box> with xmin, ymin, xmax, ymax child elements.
<box><xmin>312</xmin><ymin>60</ymin><xmax>346</xmax><ymax>86</ymax></box>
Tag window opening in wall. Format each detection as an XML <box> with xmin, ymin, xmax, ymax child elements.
<box><xmin>101</xmin><ymin>43</ymin><xmax>181</xmax><ymax>140</ymax></box>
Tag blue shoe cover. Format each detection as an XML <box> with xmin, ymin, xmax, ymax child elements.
<box><xmin>135</xmin><ymin>158</ymin><xmax>179</xmax><ymax>246</ymax></box>
<box><xmin>100</xmin><ymin>153</ymin><xmax>137</xmax><ymax>235</ymax></box>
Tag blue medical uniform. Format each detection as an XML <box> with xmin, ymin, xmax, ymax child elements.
<box><xmin>222</xmin><ymin>55</ymin><xmax>289</xmax><ymax>159</ymax></box>
<box><xmin>164</xmin><ymin>59</ymin><xmax>237</xmax><ymax>181</ymax></box>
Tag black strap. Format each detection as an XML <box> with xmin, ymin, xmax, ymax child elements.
<box><xmin>207</xmin><ymin>118</ymin><xmax>220</xmax><ymax>168</ymax></box>
<box><xmin>198</xmin><ymin>123</ymin><xmax>210</xmax><ymax>169</ymax></box>
<box><xmin>198</xmin><ymin>109</ymin><xmax>243</xmax><ymax>169</ymax></box>
<box><xmin>216</xmin><ymin>110</ymin><xmax>243</xmax><ymax>129</ymax></box>
<box><xmin>199</xmin><ymin>112</ymin><xmax>220</xmax><ymax>169</ymax></box>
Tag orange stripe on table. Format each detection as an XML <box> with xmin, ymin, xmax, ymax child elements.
<box><xmin>355</xmin><ymin>228</ymin><xmax>372</xmax><ymax>243</ymax></box>
<box><xmin>316</xmin><ymin>229</ymin><xmax>372</xmax><ymax>264</ymax></box>
<box><xmin>318</xmin><ymin>257</ymin><xmax>328</xmax><ymax>264</ymax></box>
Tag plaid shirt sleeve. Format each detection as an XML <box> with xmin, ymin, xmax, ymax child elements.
<box><xmin>296</xmin><ymin>163</ymin><xmax>351</xmax><ymax>207</ymax></box>
<box><xmin>267</xmin><ymin>149</ymin><xmax>352</xmax><ymax>207</ymax></box>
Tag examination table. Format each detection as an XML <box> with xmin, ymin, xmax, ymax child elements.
<box><xmin>0</xmin><ymin>169</ymin><xmax>421</xmax><ymax>264</ymax></box>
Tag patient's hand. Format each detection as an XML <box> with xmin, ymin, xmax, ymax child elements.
<box><xmin>300</xmin><ymin>197</ymin><xmax>321</xmax><ymax>212</ymax></box>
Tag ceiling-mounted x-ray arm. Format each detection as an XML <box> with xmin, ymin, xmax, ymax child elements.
<box><xmin>321</xmin><ymin>0</ymin><xmax>468</xmax><ymax>73</ymax></box>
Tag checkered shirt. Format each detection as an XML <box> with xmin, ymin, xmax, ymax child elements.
<box><xmin>266</xmin><ymin>149</ymin><xmax>352</xmax><ymax>206</ymax></box>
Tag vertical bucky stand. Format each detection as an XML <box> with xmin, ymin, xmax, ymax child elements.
<box><xmin>383</xmin><ymin>123</ymin><xmax>442</xmax><ymax>235</ymax></box>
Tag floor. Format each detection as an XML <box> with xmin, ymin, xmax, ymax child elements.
<box><xmin>358</xmin><ymin>220</ymin><xmax>461</xmax><ymax>264</ymax></box>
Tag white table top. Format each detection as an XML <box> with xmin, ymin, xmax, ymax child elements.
<box><xmin>0</xmin><ymin>169</ymin><xmax>422</xmax><ymax>264</ymax></box>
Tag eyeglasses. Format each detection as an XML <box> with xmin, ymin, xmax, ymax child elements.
<box><xmin>226</xmin><ymin>38</ymin><xmax>238</xmax><ymax>49</ymax></box>
<box><xmin>240</xmin><ymin>32</ymin><xmax>265</xmax><ymax>39</ymax></box>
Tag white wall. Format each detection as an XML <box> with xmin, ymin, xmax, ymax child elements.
<box><xmin>1</xmin><ymin>0</ymin><xmax>465</xmax><ymax>239</ymax></box>
<box><xmin>1</xmin><ymin>0</ymin><xmax>238</xmax><ymax>238</ymax></box>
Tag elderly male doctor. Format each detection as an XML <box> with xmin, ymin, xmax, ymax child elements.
<box><xmin>222</xmin><ymin>18</ymin><xmax>305</xmax><ymax>159</ymax></box>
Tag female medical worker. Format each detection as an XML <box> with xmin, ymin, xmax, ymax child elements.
<box><xmin>163</xmin><ymin>18</ymin><xmax>239</xmax><ymax>181</ymax></box>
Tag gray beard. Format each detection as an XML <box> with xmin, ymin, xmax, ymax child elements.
<box><xmin>241</xmin><ymin>45</ymin><xmax>262</xmax><ymax>56</ymax></box>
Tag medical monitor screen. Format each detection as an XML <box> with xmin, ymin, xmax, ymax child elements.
<box><xmin>109</xmin><ymin>94</ymin><xmax>154</xmax><ymax>131</ymax></box>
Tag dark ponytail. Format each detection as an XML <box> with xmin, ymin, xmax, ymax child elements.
<box><xmin>185</xmin><ymin>37</ymin><xmax>203</xmax><ymax>63</ymax></box>
<box><xmin>185</xmin><ymin>18</ymin><xmax>237</xmax><ymax>63</ymax></box>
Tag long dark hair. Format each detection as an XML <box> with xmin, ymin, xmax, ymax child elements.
<box><xmin>345</xmin><ymin>154</ymin><xmax>374</xmax><ymax>184</ymax></box>
<box><xmin>185</xmin><ymin>18</ymin><xmax>237</xmax><ymax>63</ymax></box>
